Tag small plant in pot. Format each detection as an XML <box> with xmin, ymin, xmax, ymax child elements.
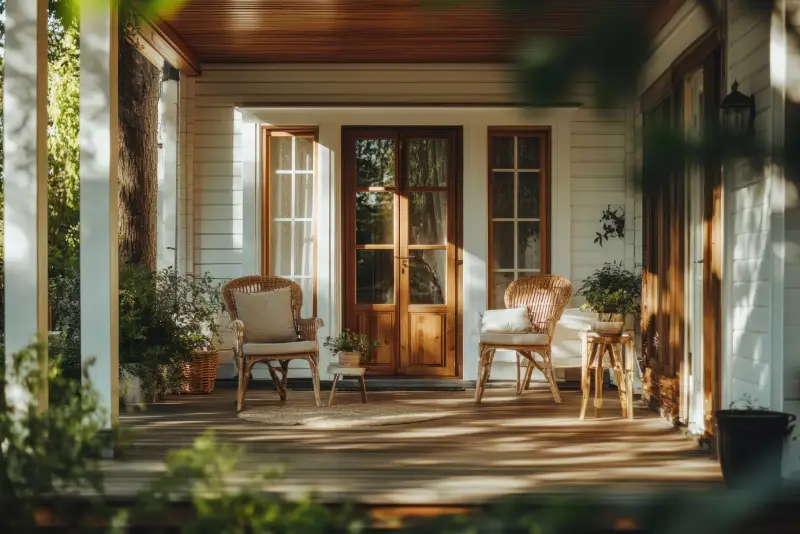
<box><xmin>715</xmin><ymin>396</ymin><xmax>796</xmax><ymax>490</ymax></box>
<box><xmin>576</xmin><ymin>262</ymin><xmax>641</xmax><ymax>335</ymax></box>
<box><xmin>323</xmin><ymin>329</ymin><xmax>381</xmax><ymax>367</ymax></box>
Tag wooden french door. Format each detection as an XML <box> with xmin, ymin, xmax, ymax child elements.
<box><xmin>342</xmin><ymin>127</ymin><xmax>460</xmax><ymax>377</ymax></box>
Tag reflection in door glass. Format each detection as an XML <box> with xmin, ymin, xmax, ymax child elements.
<box><xmin>356</xmin><ymin>139</ymin><xmax>395</xmax><ymax>187</ymax></box>
<box><xmin>356</xmin><ymin>192</ymin><xmax>394</xmax><ymax>244</ymax></box>
<box><xmin>409</xmin><ymin>191</ymin><xmax>446</xmax><ymax>245</ymax></box>
<box><xmin>410</xmin><ymin>250</ymin><xmax>447</xmax><ymax>305</ymax></box>
<box><xmin>356</xmin><ymin>250</ymin><xmax>395</xmax><ymax>304</ymax></box>
<box><xmin>408</xmin><ymin>139</ymin><xmax>448</xmax><ymax>187</ymax></box>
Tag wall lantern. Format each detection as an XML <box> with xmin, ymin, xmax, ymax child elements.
<box><xmin>720</xmin><ymin>80</ymin><xmax>756</xmax><ymax>138</ymax></box>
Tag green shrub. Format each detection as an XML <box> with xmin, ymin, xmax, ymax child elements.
<box><xmin>51</xmin><ymin>265</ymin><xmax>221</xmax><ymax>401</ymax></box>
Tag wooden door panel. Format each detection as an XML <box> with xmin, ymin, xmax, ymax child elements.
<box><xmin>408</xmin><ymin>313</ymin><xmax>446</xmax><ymax>367</ymax></box>
<box><xmin>357</xmin><ymin>311</ymin><xmax>396</xmax><ymax>373</ymax></box>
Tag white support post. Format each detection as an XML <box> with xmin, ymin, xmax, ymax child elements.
<box><xmin>80</xmin><ymin>1</ymin><xmax>120</xmax><ymax>429</ymax></box>
<box><xmin>3</xmin><ymin>0</ymin><xmax>49</xmax><ymax>411</ymax></box>
<box><xmin>158</xmin><ymin>67</ymin><xmax>180</xmax><ymax>271</ymax></box>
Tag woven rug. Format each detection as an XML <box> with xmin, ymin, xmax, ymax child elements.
<box><xmin>238</xmin><ymin>403</ymin><xmax>452</xmax><ymax>428</ymax></box>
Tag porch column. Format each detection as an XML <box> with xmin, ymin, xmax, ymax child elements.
<box><xmin>3</xmin><ymin>0</ymin><xmax>49</xmax><ymax>411</ymax></box>
<box><xmin>157</xmin><ymin>64</ymin><xmax>180</xmax><ymax>271</ymax></box>
<box><xmin>80</xmin><ymin>0</ymin><xmax>120</xmax><ymax>428</ymax></box>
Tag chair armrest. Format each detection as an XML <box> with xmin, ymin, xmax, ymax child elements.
<box><xmin>230</xmin><ymin>320</ymin><xmax>244</xmax><ymax>354</ymax></box>
<box><xmin>297</xmin><ymin>318</ymin><xmax>324</xmax><ymax>341</ymax></box>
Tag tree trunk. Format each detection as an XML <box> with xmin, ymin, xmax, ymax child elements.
<box><xmin>118</xmin><ymin>36</ymin><xmax>159</xmax><ymax>270</ymax></box>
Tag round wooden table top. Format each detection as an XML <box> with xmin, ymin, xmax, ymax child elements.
<box><xmin>583</xmin><ymin>331</ymin><xmax>632</xmax><ymax>344</ymax></box>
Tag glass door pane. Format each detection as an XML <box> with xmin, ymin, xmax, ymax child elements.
<box><xmin>353</xmin><ymin>136</ymin><xmax>397</xmax><ymax>306</ymax></box>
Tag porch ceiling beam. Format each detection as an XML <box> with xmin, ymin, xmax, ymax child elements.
<box><xmin>3</xmin><ymin>0</ymin><xmax>49</xmax><ymax>411</ymax></box>
<box><xmin>136</xmin><ymin>17</ymin><xmax>201</xmax><ymax>76</ymax></box>
<box><xmin>80</xmin><ymin>0</ymin><xmax>120</xmax><ymax>429</ymax></box>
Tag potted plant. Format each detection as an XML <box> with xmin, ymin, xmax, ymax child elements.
<box><xmin>716</xmin><ymin>396</ymin><xmax>796</xmax><ymax>490</ymax></box>
<box><xmin>576</xmin><ymin>262</ymin><xmax>641</xmax><ymax>335</ymax></box>
<box><xmin>323</xmin><ymin>329</ymin><xmax>381</xmax><ymax>367</ymax></box>
<box><xmin>172</xmin><ymin>271</ymin><xmax>223</xmax><ymax>394</ymax></box>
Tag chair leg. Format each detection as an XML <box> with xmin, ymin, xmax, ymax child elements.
<box><xmin>358</xmin><ymin>375</ymin><xmax>368</xmax><ymax>403</ymax></box>
<box><xmin>266</xmin><ymin>362</ymin><xmax>285</xmax><ymax>401</ymax></box>
<box><xmin>515</xmin><ymin>352</ymin><xmax>522</xmax><ymax>394</ymax></box>
<box><xmin>308</xmin><ymin>356</ymin><xmax>322</xmax><ymax>408</ymax></box>
<box><xmin>523</xmin><ymin>355</ymin><xmax>535</xmax><ymax>391</ymax></box>
<box><xmin>239</xmin><ymin>360</ymin><xmax>256</xmax><ymax>412</ymax></box>
<box><xmin>328</xmin><ymin>374</ymin><xmax>340</xmax><ymax>407</ymax></box>
<box><xmin>542</xmin><ymin>349</ymin><xmax>562</xmax><ymax>404</ymax></box>
<box><xmin>236</xmin><ymin>355</ymin><xmax>247</xmax><ymax>411</ymax></box>
<box><xmin>475</xmin><ymin>347</ymin><xmax>495</xmax><ymax>403</ymax></box>
<box><xmin>279</xmin><ymin>360</ymin><xmax>290</xmax><ymax>400</ymax></box>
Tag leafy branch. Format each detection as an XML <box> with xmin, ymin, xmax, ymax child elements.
<box><xmin>593</xmin><ymin>205</ymin><xmax>625</xmax><ymax>247</ymax></box>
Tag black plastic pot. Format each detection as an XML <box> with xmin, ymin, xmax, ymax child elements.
<box><xmin>716</xmin><ymin>409</ymin><xmax>795</xmax><ymax>490</ymax></box>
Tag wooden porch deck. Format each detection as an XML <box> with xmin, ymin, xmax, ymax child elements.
<box><xmin>106</xmin><ymin>385</ymin><xmax>722</xmax><ymax>505</ymax></box>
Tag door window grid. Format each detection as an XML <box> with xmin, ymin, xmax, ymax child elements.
<box><xmin>265</xmin><ymin>131</ymin><xmax>316</xmax><ymax>317</ymax></box>
<box><xmin>489</xmin><ymin>132</ymin><xmax>546</xmax><ymax>308</ymax></box>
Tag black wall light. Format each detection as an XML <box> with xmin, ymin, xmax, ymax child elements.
<box><xmin>720</xmin><ymin>80</ymin><xmax>756</xmax><ymax>138</ymax></box>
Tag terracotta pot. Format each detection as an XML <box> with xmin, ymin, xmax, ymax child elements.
<box><xmin>337</xmin><ymin>352</ymin><xmax>361</xmax><ymax>367</ymax></box>
<box><xmin>594</xmin><ymin>313</ymin><xmax>625</xmax><ymax>335</ymax></box>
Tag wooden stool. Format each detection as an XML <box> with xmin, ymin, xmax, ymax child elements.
<box><xmin>579</xmin><ymin>331</ymin><xmax>635</xmax><ymax>420</ymax></box>
<box><xmin>326</xmin><ymin>365</ymin><xmax>368</xmax><ymax>407</ymax></box>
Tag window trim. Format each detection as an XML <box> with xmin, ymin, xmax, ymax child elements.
<box><xmin>260</xmin><ymin>127</ymin><xmax>319</xmax><ymax>317</ymax></box>
<box><xmin>486</xmin><ymin>127</ymin><xmax>551</xmax><ymax>309</ymax></box>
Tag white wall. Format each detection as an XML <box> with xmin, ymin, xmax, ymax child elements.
<box><xmin>176</xmin><ymin>64</ymin><xmax>635</xmax><ymax>381</ymax></box>
<box><xmin>724</xmin><ymin>0</ymin><xmax>780</xmax><ymax>411</ymax></box>
<box><xmin>781</xmin><ymin>0</ymin><xmax>800</xmax><ymax>477</ymax></box>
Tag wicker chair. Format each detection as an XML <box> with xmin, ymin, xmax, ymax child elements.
<box><xmin>476</xmin><ymin>275</ymin><xmax>572</xmax><ymax>403</ymax></box>
<box><xmin>222</xmin><ymin>276</ymin><xmax>324</xmax><ymax>410</ymax></box>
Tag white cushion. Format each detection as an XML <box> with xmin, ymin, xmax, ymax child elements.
<box><xmin>480</xmin><ymin>307</ymin><xmax>532</xmax><ymax>333</ymax></box>
<box><xmin>233</xmin><ymin>288</ymin><xmax>297</xmax><ymax>343</ymax></box>
<box><xmin>480</xmin><ymin>332</ymin><xmax>550</xmax><ymax>345</ymax></box>
<box><xmin>243</xmin><ymin>341</ymin><xmax>317</xmax><ymax>356</ymax></box>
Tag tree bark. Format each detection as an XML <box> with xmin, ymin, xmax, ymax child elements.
<box><xmin>118</xmin><ymin>35</ymin><xmax>159</xmax><ymax>270</ymax></box>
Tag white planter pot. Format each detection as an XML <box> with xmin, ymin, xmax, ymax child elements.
<box><xmin>594</xmin><ymin>314</ymin><xmax>625</xmax><ymax>335</ymax></box>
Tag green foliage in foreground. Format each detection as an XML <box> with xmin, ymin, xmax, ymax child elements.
<box><xmin>0</xmin><ymin>344</ymin><xmax>116</xmax><ymax>532</ymax></box>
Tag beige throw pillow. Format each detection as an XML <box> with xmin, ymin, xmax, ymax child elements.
<box><xmin>480</xmin><ymin>306</ymin><xmax>532</xmax><ymax>333</ymax></box>
<box><xmin>233</xmin><ymin>288</ymin><xmax>297</xmax><ymax>343</ymax></box>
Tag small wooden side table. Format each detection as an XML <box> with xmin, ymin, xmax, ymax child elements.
<box><xmin>326</xmin><ymin>365</ymin><xmax>368</xmax><ymax>407</ymax></box>
<box><xmin>579</xmin><ymin>331</ymin><xmax>635</xmax><ymax>420</ymax></box>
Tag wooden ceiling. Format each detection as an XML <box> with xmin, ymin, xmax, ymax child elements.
<box><xmin>156</xmin><ymin>0</ymin><xmax>663</xmax><ymax>65</ymax></box>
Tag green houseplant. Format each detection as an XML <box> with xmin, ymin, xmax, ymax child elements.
<box><xmin>576</xmin><ymin>262</ymin><xmax>641</xmax><ymax>335</ymax></box>
<box><xmin>323</xmin><ymin>329</ymin><xmax>381</xmax><ymax>366</ymax></box>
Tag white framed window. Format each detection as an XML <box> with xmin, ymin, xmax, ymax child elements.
<box><xmin>262</xmin><ymin>129</ymin><xmax>317</xmax><ymax>317</ymax></box>
<box><xmin>487</xmin><ymin>128</ymin><xmax>550</xmax><ymax>309</ymax></box>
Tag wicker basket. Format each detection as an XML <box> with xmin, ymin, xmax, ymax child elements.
<box><xmin>337</xmin><ymin>352</ymin><xmax>362</xmax><ymax>367</ymax></box>
<box><xmin>181</xmin><ymin>349</ymin><xmax>220</xmax><ymax>394</ymax></box>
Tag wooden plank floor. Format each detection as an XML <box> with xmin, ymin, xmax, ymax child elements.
<box><xmin>106</xmin><ymin>385</ymin><xmax>722</xmax><ymax>505</ymax></box>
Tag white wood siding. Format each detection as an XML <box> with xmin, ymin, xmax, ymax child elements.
<box><xmin>783</xmin><ymin>0</ymin><xmax>800</xmax><ymax>477</ymax></box>
<box><xmin>725</xmin><ymin>0</ymin><xmax>777</xmax><ymax>410</ymax></box>
<box><xmin>177</xmin><ymin>64</ymin><xmax>634</xmax><ymax>379</ymax></box>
